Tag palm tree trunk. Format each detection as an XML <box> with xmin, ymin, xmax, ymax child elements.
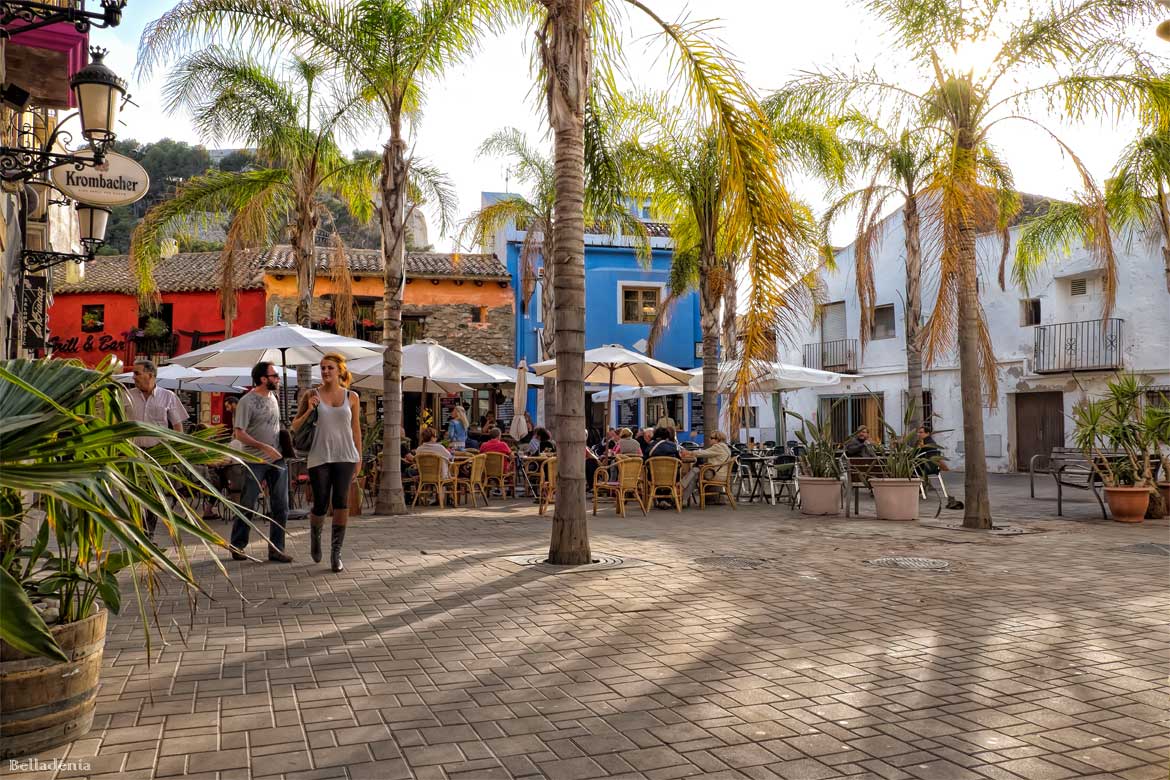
<box><xmin>293</xmin><ymin>192</ymin><xmax>318</xmax><ymax>395</ymax></box>
<box><xmin>543</xmin><ymin>0</ymin><xmax>591</xmax><ymax>565</ymax></box>
<box><xmin>903</xmin><ymin>195</ymin><xmax>923</xmax><ymax>432</ymax></box>
<box><xmin>955</xmin><ymin>137</ymin><xmax>992</xmax><ymax>529</ymax></box>
<box><xmin>377</xmin><ymin>136</ymin><xmax>408</xmax><ymax>515</ymax></box>
<box><xmin>540</xmin><ymin>256</ymin><xmax>557</xmax><ymax>429</ymax></box>
<box><xmin>1157</xmin><ymin>181</ymin><xmax>1170</xmax><ymax>293</ymax></box>
<box><xmin>699</xmin><ymin>271</ymin><xmax>719</xmax><ymax>443</ymax></box>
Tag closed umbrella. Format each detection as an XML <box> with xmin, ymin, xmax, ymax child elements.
<box><xmin>510</xmin><ymin>360</ymin><xmax>530</xmax><ymax>439</ymax></box>
<box><xmin>533</xmin><ymin>344</ymin><xmax>694</xmax><ymax>429</ymax></box>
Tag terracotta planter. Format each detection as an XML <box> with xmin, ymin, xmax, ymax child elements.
<box><xmin>1104</xmin><ymin>486</ymin><xmax>1150</xmax><ymax>523</ymax></box>
<box><xmin>799</xmin><ymin>477</ymin><xmax>841</xmax><ymax>516</ymax></box>
<box><xmin>0</xmin><ymin>609</ymin><xmax>107</xmax><ymax>759</ymax></box>
<box><xmin>871</xmin><ymin>478</ymin><xmax>921</xmax><ymax>521</ymax></box>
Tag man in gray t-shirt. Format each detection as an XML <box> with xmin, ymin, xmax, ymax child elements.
<box><xmin>229</xmin><ymin>361</ymin><xmax>292</xmax><ymax>562</ymax></box>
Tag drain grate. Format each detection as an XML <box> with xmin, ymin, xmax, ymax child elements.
<box><xmin>1116</xmin><ymin>543</ymin><xmax>1170</xmax><ymax>556</ymax></box>
<box><xmin>865</xmin><ymin>557</ymin><xmax>950</xmax><ymax>570</ymax></box>
<box><xmin>694</xmin><ymin>556</ymin><xmax>769</xmax><ymax>570</ymax></box>
<box><xmin>500</xmin><ymin>553</ymin><xmax>651</xmax><ymax>573</ymax></box>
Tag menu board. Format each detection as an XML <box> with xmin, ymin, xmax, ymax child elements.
<box><xmin>440</xmin><ymin>394</ymin><xmax>460</xmax><ymax>430</ymax></box>
<box><xmin>21</xmin><ymin>275</ymin><xmax>47</xmax><ymax>350</ymax></box>
<box><xmin>690</xmin><ymin>394</ymin><xmax>703</xmax><ymax>434</ymax></box>
<box><xmin>617</xmin><ymin>399</ymin><xmax>638</xmax><ymax>428</ymax></box>
<box><xmin>497</xmin><ymin>397</ymin><xmax>514</xmax><ymax>429</ymax></box>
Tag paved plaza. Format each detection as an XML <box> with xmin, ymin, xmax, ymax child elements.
<box><xmin>7</xmin><ymin>474</ymin><xmax>1169</xmax><ymax>780</ymax></box>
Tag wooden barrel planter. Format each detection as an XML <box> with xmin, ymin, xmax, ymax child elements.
<box><xmin>0</xmin><ymin>610</ymin><xmax>107</xmax><ymax>759</ymax></box>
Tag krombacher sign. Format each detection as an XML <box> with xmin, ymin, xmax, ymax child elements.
<box><xmin>51</xmin><ymin>151</ymin><xmax>150</xmax><ymax>207</ymax></box>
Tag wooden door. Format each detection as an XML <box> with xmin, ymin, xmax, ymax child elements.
<box><xmin>1015</xmin><ymin>392</ymin><xmax>1064</xmax><ymax>471</ymax></box>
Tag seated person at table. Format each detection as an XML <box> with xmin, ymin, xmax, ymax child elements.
<box><xmin>585</xmin><ymin>432</ymin><xmax>601</xmax><ymax>489</ymax></box>
<box><xmin>843</xmin><ymin>426</ymin><xmax>876</xmax><ymax>457</ymax></box>
<box><xmin>478</xmin><ymin>427</ymin><xmax>513</xmax><ymax>469</ymax></box>
<box><xmin>644</xmin><ymin>427</ymin><xmax>682</xmax><ymax>460</ymax></box>
<box><xmin>416</xmin><ymin>427</ymin><xmax>454</xmax><ymax>477</ymax></box>
<box><xmin>681</xmin><ymin>430</ymin><xmax>732</xmax><ymax>503</ymax></box>
<box><xmin>916</xmin><ymin>425</ymin><xmax>942</xmax><ymax>475</ymax></box>
<box><xmin>616</xmin><ymin>428</ymin><xmax>642</xmax><ymax>456</ymax></box>
<box><xmin>634</xmin><ymin>428</ymin><xmax>654</xmax><ymax>457</ymax></box>
<box><xmin>401</xmin><ymin>441</ymin><xmax>418</xmax><ymax>477</ymax></box>
<box><xmin>529</xmin><ymin>427</ymin><xmax>556</xmax><ymax>454</ymax></box>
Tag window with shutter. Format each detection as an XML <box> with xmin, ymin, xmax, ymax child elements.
<box><xmin>1070</xmin><ymin>278</ymin><xmax>1088</xmax><ymax>296</ymax></box>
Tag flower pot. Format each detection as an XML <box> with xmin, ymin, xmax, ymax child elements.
<box><xmin>0</xmin><ymin>609</ymin><xmax>107</xmax><ymax>759</ymax></box>
<box><xmin>870</xmin><ymin>478</ymin><xmax>921</xmax><ymax>521</ymax></box>
<box><xmin>1104</xmin><ymin>486</ymin><xmax>1150</xmax><ymax>523</ymax></box>
<box><xmin>799</xmin><ymin>476</ymin><xmax>841</xmax><ymax>516</ymax></box>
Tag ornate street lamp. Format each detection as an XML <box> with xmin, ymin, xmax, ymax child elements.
<box><xmin>76</xmin><ymin>202</ymin><xmax>110</xmax><ymax>251</ymax></box>
<box><xmin>0</xmin><ymin>0</ymin><xmax>126</xmax><ymax>36</ymax></box>
<box><xmin>70</xmin><ymin>48</ymin><xmax>126</xmax><ymax>148</ymax></box>
<box><xmin>0</xmin><ymin>47</ymin><xmax>128</xmax><ymax>181</ymax></box>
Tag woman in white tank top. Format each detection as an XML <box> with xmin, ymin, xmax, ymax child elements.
<box><xmin>292</xmin><ymin>353</ymin><xmax>361</xmax><ymax>572</ymax></box>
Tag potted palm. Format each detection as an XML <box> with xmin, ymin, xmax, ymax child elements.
<box><xmin>792</xmin><ymin>414</ymin><xmax>842</xmax><ymax>516</ymax></box>
<box><xmin>1072</xmin><ymin>375</ymin><xmax>1162</xmax><ymax>523</ymax></box>
<box><xmin>0</xmin><ymin>357</ymin><xmax>248</xmax><ymax>758</ymax></box>
<box><xmin>869</xmin><ymin>417</ymin><xmax>938</xmax><ymax>521</ymax></box>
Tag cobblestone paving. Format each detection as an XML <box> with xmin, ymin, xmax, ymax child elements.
<box><xmin>7</xmin><ymin>474</ymin><xmax>1169</xmax><ymax>780</ymax></box>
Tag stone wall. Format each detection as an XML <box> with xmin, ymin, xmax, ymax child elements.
<box><xmin>266</xmin><ymin>294</ymin><xmax>515</xmax><ymax>367</ymax></box>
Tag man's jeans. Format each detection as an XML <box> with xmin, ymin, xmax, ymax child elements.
<box><xmin>230</xmin><ymin>461</ymin><xmax>289</xmax><ymax>554</ymax></box>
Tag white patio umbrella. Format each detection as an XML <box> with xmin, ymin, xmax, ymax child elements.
<box><xmin>685</xmin><ymin>361</ymin><xmax>842</xmax><ymax>394</ymax></box>
<box><xmin>533</xmin><ymin>344</ymin><xmax>694</xmax><ymax>427</ymax></box>
<box><xmin>396</xmin><ymin>340</ymin><xmax>512</xmax><ymax>386</ymax></box>
<box><xmin>114</xmin><ymin>363</ymin><xmax>239</xmax><ymax>394</ymax></box>
<box><xmin>182</xmin><ymin>364</ymin><xmax>313</xmax><ymax>392</ymax></box>
<box><xmin>170</xmin><ymin>324</ymin><xmax>383</xmax><ymax>419</ymax></box>
<box><xmin>510</xmin><ymin>360</ymin><xmax>530</xmax><ymax>439</ymax></box>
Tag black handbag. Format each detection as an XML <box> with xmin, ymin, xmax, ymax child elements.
<box><xmin>292</xmin><ymin>390</ymin><xmax>319</xmax><ymax>452</ymax></box>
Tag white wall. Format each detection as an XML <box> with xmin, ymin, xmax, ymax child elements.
<box><xmin>782</xmin><ymin>211</ymin><xmax>1170</xmax><ymax>472</ymax></box>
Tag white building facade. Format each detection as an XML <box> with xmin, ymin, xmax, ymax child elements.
<box><xmin>780</xmin><ymin>207</ymin><xmax>1170</xmax><ymax>472</ymax></box>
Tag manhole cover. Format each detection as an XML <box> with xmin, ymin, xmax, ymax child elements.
<box><xmin>865</xmin><ymin>557</ymin><xmax>950</xmax><ymax>570</ymax></box>
<box><xmin>1116</xmin><ymin>543</ymin><xmax>1170</xmax><ymax>556</ymax></box>
<box><xmin>499</xmin><ymin>553</ymin><xmax>651</xmax><ymax>573</ymax></box>
<box><xmin>694</xmin><ymin>556</ymin><xmax>769</xmax><ymax>570</ymax></box>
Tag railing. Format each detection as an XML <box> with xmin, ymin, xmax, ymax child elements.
<box><xmin>133</xmin><ymin>334</ymin><xmax>180</xmax><ymax>361</ymax></box>
<box><xmin>802</xmin><ymin>339</ymin><xmax>859</xmax><ymax>374</ymax></box>
<box><xmin>1033</xmin><ymin>318</ymin><xmax>1124</xmax><ymax>373</ymax></box>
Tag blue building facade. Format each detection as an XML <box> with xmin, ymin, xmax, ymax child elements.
<box><xmin>488</xmin><ymin>193</ymin><xmax>704</xmax><ymax>439</ymax></box>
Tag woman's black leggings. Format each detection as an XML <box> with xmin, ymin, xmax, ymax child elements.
<box><xmin>309</xmin><ymin>461</ymin><xmax>359</xmax><ymax>515</ymax></box>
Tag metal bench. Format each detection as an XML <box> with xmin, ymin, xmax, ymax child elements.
<box><xmin>1030</xmin><ymin>447</ymin><xmax>1114</xmax><ymax>519</ymax></box>
<box><xmin>843</xmin><ymin>456</ymin><xmax>889</xmax><ymax>516</ymax></box>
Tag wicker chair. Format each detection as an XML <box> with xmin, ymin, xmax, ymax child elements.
<box><xmin>412</xmin><ymin>453</ymin><xmax>456</xmax><ymax>508</ymax></box>
<box><xmin>455</xmin><ymin>454</ymin><xmax>490</xmax><ymax>508</ymax></box>
<box><xmin>482</xmin><ymin>451</ymin><xmax>515</xmax><ymax>498</ymax></box>
<box><xmin>593</xmin><ymin>456</ymin><xmax>646</xmax><ymax>517</ymax></box>
<box><xmin>644</xmin><ymin>457</ymin><xmax>683</xmax><ymax>512</ymax></box>
<box><xmin>538</xmin><ymin>457</ymin><xmax>558</xmax><ymax>516</ymax></box>
<box><xmin>698</xmin><ymin>456</ymin><xmax>738</xmax><ymax>509</ymax></box>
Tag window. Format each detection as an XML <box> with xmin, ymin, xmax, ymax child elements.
<box><xmin>402</xmin><ymin>316</ymin><xmax>425</xmax><ymax>345</ymax></box>
<box><xmin>906</xmin><ymin>390</ymin><xmax>934</xmax><ymax>426</ymax></box>
<box><xmin>1070</xmin><ymin>277</ymin><xmax>1088</xmax><ymax>296</ymax></box>
<box><xmin>646</xmin><ymin>395</ymin><xmax>684</xmax><ymax>427</ymax></box>
<box><xmin>353</xmin><ymin>298</ymin><xmax>379</xmax><ymax>343</ymax></box>
<box><xmin>137</xmin><ymin>303</ymin><xmax>173</xmax><ymax>332</ymax></box>
<box><xmin>1021</xmin><ymin>298</ymin><xmax>1041</xmax><ymax>326</ymax></box>
<box><xmin>818</xmin><ymin>394</ymin><xmax>884</xmax><ymax>445</ymax></box>
<box><xmin>621</xmin><ymin>286</ymin><xmax>659</xmax><ymax>324</ymax></box>
<box><xmin>1147</xmin><ymin>386</ymin><xmax>1170</xmax><ymax>409</ymax></box>
<box><xmin>81</xmin><ymin>304</ymin><xmax>104</xmax><ymax>333</ymax></box>
<box><xmin>737</xmin><ymin>406</ymin><xmax>759</xmax><ymax>428</ymax></box>
<box><xmin>471</xmin><ymin>306</ymin><xmax>488</xmax><ymax>324</ymax></box>
<box><xmin>871</xmin><ymin>304</ymin><xmax>896</xmax><ymax>340</ymax></box>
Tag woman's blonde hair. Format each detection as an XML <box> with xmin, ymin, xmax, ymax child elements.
<box><xmin>321</xmin><ymin>352</ymin><xmax>352</xmax><ymax>388</ymax></box>
<box><xmin>619</xmin><ymin>428</ymin><xmax>633</xmax><ymax>439</ymax></box>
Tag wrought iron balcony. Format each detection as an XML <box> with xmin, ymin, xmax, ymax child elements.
<box><xmin>802</xmin><ymin>338</ymin><xmax>859</xmax><ymax>374</ymax></box>
<box><xmin>1033</xmin><ymin>318</ymin><xmax>1124</xmax><ymax>373</ymax></box>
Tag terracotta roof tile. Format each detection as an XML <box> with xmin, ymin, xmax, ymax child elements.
<box><xmin>54</xmin><ymin>245</ymin><xmax>510</xmax><ymax>295</ymax></box>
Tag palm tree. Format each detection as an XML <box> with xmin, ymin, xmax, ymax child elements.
<box><xmin>778</xmin><ymin>0</ymin><xmax>1167</xmax><ymax>529</ymax></box>
<box><xmin>813</xmin><ymin>123</ymin><xmax>940</xmax><ymax>432</ymax></box>
<box><xmin>130</xmin><ymin>48</ymin><xmax>378</xmax><ymax>351</ymax></box>
<box><xmin>461</xmin><ymin>126</ymin><xmax>645</xmax><ymax>427</ymax></box>
<box><xmin>518</xmin><ymin>2</ymin><xmax>817</xmax><ymax>563</ymax></box>
<box><xmin>1017</xmin><ymin>107</ymin><xmax>1170</xmax><ymax>296</ymax></box>
<box><xmin>613</xmin><ymin>94</ymin><xmax>830</xmax><ymax>441</ymax></box>
<box><xmin>138</xmin><ymin>0</ymin><xmax>467</xmax><ymax>514</ymax></box>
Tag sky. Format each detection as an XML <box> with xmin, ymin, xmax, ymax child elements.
<box><xmin>93</xmin><ymin>0</ymin><xmax>1161</xmax><ymax>251</ymax></box>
